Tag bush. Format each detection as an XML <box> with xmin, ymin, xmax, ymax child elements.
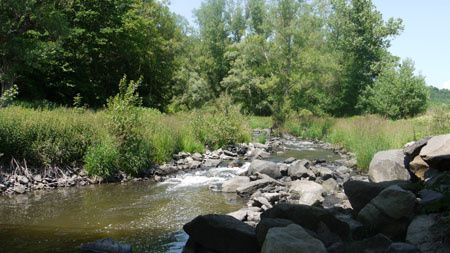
<box><xmin>358</xmin><ymin>59</ymin><xmax>429</xmax><ymax>119</ymax></box>
<box><xmin>84</xmin><ymin>136</ymin><xmax>119</xmax><ymax>177</ymax></box>
<box><xmin>0</xmin><ymin>85</ymin><xmax>19</xmax><ymax>108</ymax></box>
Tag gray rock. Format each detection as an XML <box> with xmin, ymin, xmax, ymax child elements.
<box><xmin>237</xmin><ymin>179</ymin><xmax>275</xmax><ymax>197</ymax></box>
<box><xmin>358</xmin><ymin>185</ymin><xmax>417</xmax><ymax>239</ymax></box>
<box><xmin>287</xmin><ymin>160</ymin><xmax>312</xmax><ymax>179</ymax></box>
<box><xmin>192</xmin><ymin>153</ymin><xmax>203</xmax><ymax>161</ymax></box>
<box><xmin>80</xmin><ymin>238</ymin><xmax>131</xmax><ymax>253</ymax></box>
<box><xmin>386</xmin><ymin>242</ymin><xmax>421</xmax><ymax>253</ymax></box>
<box><xmin>228</xmin><ymin>209</ymin><xmax>249</xmax><ymax>221</ymax></box>
<box><xmin>247</xmin><ymin>160</ymin><xmax>282</xmax><ymax>179</ymax></box>
<box><xmin>33</xmin><ymin>175</ymin><xmax>42</xmax><ymax>182</ymax></box>
<box><xmin>406</xmin><ymin>214</ymin><xmax>450</xmax><ymax>253</ymax></box>
<box><xmin>419</xmin><ymin>134</ymin><xmax>450</xmax><ymax>169</ymax></box>
<box><xmin>322</xmin><ymin>178</ymin><xmax>339</xmax><ymax>193</ymax></box>
<box><xmin>419</xmin><ymin>189</ymin><xmax>445</xmax><ymax>206</ymax></box>
<box><xmin>183</xmin><ymin>214</ymin><xmax>259</xmax><ymax>253</ymax></box>
<box><xmin>13</xmin><ymin>184</ymin><xmax>26</xmax><ymax>194</ymax></box>
<box><xmin>404</xmin><ymin>137</ymin><xmax>431</xmax><ymax>158</ymax></box>
<box><xmin>204</xmin><ymin>159</ymin><xmax>221</xmax><ymax>168</ymax></box>
<box><xmin>261</xmin><ymin>204</ymin><xmax>350</xmax><ymax>239</ymax></box>
<box><xmin>255</xmin><ymin>218</ymin><xmax>294</xmax><ymax>245</ymax></box>
<box><xmin>17</xmin><ymin>175</ymin><xmax>29</xmax><ymax>185</ymax></box>
<box><xmin>345</xmin><ymin>234</ymin><xmax>392</xmax><ymax>253</ymax></box>
<box><xmin>316</xmin><ymin>167</ymin><xmax>333</xmax><ymax>180</ymax></box>
<box><xmin>368</xmin><ymin>149</ymin><xmax>410</xmax><ymax>183</ymax></box>
<box><xmin>261</xmin><ymin>224</ymin><xmax>326</xmax><ymax>253</ymax></box>
<box><xmin>289</xmin><ymin>180</ymin><xmax>324</xmax><ymax>206</ymax></box>
<box><xmin>283</xmin><ymin>157</ymin><xmax>296</xmax><ymax>164</ymax></box>
<box><xmin>253</xmin><ymin>196</ymin><xmax>272</xmax><ymax>209</ymax></box>
<box><xmin>221</xmin><ymin>176</ymin><xmax>251</xmax><ymax>193</ymax></box>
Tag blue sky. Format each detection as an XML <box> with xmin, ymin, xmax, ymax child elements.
<box><xmin>169</xmin><ymin>0</ymin><xmax>450</xmax><ymax>89</ymax></box>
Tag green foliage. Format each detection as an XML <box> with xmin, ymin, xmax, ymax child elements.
<box><xmin>0</xmin><ymin>85</ymin><xmax>19</xmax><ymax>108</ymax></box>
<box><xmin>429</xmin><ymin>86</ymin><xmax>450</xmax><ymax>106</ymax></box>
<box><xmin>103</xmin><ymin>76</ymin><xmax>149</xmax><ymax>175</ymax></box>
<box><xmin>358</xmin><ymin>59</ymin><xmax>429</xmax><ymax>119</ymax></box>
<box><xmin>84</xmin><ymin>136</ymin><xmax>119</xmax><ymax>177</ymax></box>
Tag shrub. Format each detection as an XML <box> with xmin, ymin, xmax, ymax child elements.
<box><xmin>84</xmin><ymin>136</ymin><xmax>119</xmax><ymax>177</ymax></box>
<box><xmin>358</xmin><ymin>59</ymin><xmax>429</xmax><ymax>119</ymax></box>
<box><xmin>0</xmin><ymin>85</ymin><xmax>19</xmax><ymax>108</ymax></box>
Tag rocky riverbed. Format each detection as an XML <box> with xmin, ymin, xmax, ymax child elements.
<box><xmin>182</xmin><ymin>134</ymin><xmax>450</xmax><ymax>253</ymax></box>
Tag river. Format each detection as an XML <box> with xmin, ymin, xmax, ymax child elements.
<box><xmin>0</xmin><ymin>141</ymin><xmax>340</xmax><ymax>253</ymax></box>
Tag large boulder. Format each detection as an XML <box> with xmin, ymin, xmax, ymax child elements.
<box><xmin>183</xmin><ymin>214</ymin><xmax>259</xmax><ymax>253</ymax></box>
<box><xmin>221</xmin><ymin>176</ymin><xmax>251</xmax><ymax>193</ymax></box>
<box><xmin>247</xmin><ymin>160</ymin><xmax>282</xmax><ymax>179</ymax></box>
<box><xmin>289</xmin><ymin>180</ymin><xmax>324</xmax><ymax>206</ymax></box>
<box><xmin>386</xmin><ymin>242</ymin><xmax>421</xmax><ymax>253</ymax></box>
<box><xmin>344</xmin><ymin>180</ymin><xmax>386</xmax><ymax>213</ymax></box>
<box><xmin>261</xmin><ymin>224</ymin><xmax>327</xmax><ymax>253</ymax></box>
<box><xmin>419</xmin><ymin>134</ymin><xmax>450</xmax><ymax>170</ymax></box>
<box><xmin>358</xmin><ymin>185</ymin><xmax>417</xmax><ymax>239</ymax></box>
<box><xmin>261</xmin><ymin>204</ymin><xmax>350</xmax><ymax>239</ymax></box>
<box><xmin>406</xmin><ymin>214</ymin><xmax>450</xmax><ymax>253</ymax></box>
<box><xmin>368</xmin><ymin>149</ymin><xmax>411</xmax><ymax>183</ymax></box>
<box><xmin>255</xmin><ymin>218</ymin><xmax>294</xmax><ymax>246</ymax></box>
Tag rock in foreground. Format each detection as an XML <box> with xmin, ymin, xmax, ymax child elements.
<box><xmin>183</xmin><ymin>214</ymin><xmax>259</xmax><ymax>253</ymax></box>
<box><xmin>80</xmin><ymin>238</ymin><xmax>132</xmax><ymax>253</ymax></box>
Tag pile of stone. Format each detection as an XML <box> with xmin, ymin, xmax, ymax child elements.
<box><xmin>0</xmin><ymin>166</ymin><xmax>101</xmax><ymax>195</ymax></box>
<box><xmin>183</xmin><ymin>134</ymin><xmax>450</xmax><ymax>253</ymax></box>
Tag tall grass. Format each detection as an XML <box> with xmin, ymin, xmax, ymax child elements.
<box><xmin>0</xmin><ymin>106</ymin><xmax>251</xmax><ymax>176</ymax></box>
<box><xmin>250</xmin><ymin>108</ymin><xmax>450</xmax><ymax>170</ymax></box>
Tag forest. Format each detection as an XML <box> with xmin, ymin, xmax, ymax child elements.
<box><xmin>1</xmin><ymin>0</ymin><xmax>432</xmax><ymax>120</ymax></box>
<box><xmin>1</xmin><ymin>0</ymin><xmax>448</xmax><ymax>174</ymax></box>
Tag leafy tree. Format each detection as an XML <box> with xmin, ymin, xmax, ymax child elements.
<box><xmin>358</xmin><ymin>59</ymin><xmax>429</xmax><ymax>119</ymax></box>
<box><xmin>329</xmin><ymin>0</ymin><xmax>403</xmax><ymax>115</ymax></box>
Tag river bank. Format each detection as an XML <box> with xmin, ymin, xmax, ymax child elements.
<box><xmin>0</xmin><ymin>133</ymin><xmax>356</xmax><ymax>252</ymax></box>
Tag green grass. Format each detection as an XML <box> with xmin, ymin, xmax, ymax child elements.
<box><xmin>0</xmin><ymin>106</ymin><xmax>251</xmax><ymax>176</ymax></box>
<box><xmin>250</xmin><ymin>109</ymin><xmax>450</xmax><ymax>170</ymax></box>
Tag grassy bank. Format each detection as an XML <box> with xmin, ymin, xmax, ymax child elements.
<box><xmin>0</xmin><ymin>106</ymin><xmax>251</xmax><ymax>176</ymax></box>
<box><xmin>251</xmin><ymin>107</ymin><xmax>450</xmax><ymax>170</ymax></box>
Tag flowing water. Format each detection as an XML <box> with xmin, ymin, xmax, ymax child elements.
<box><xmin>0</xmin><ymin>143</ymin><xmax>340</xmax><ymax>253</ymax></box>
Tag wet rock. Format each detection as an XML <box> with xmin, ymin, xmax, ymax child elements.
<box><xmin>409</xmin><ymin>155</ymin><xmax>429</xmax><ymax>180</ymax></box>
<box><xmin>289</xmin><ymin>180</ymin><xmax>324</xmax><ymax>206</ymax></box>
<box><xmin>261</xmin><ymin>224</ymin><xmax>326</xmax><ymax>253</ymax></box>
<box><xmin>183</xmin><ymin>214</ymin><xmax>259</xmax><ymax>253</ymax></box>
<box><xmin>287</xmin><ymin>160</ymin><xmax>312</xmax><ymax>179</ymax></box>
<box><xmin>419</xmin><ymin>134</ymin><xmax>450</xmax><ymax>169</ymax></box>
<box><xmin>80</xmin><ymin>238</ymin><xmax>132</xmax><ymax>253</ymax></box>
<box><xmin>386</xmin><ymin>242</ymin><xmax>421</xmax><ymax>253</ymax></box>
<box><xmin>368</xmin><ymin>149</ymin><xmax>410</xmax><ymax>183</ymax></box>
<box><xmin>247</xmin><ymin>160</ymin><xmax>282</xmax><ymax>179</ymax></box>
<box><xmin>406</xmin><ymin>214</ymin><xmax>450</xmax><ymax>253</ymax></box>
<box><xmin>255</xmin><ymin>218</ymin><xmax>294</xmax><ymax>246</ymax></box>
<box><xmin>261</xmin><ymin>204</ymin><xmax>350</xmax><ymax>239</ymax></box>
<box><xmin>221</xmin><ymin>176</ymin><xmax>250</xmax><ymax>193</ymax></box>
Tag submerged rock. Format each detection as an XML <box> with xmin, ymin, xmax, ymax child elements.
<box><xmin>80</xmin><ymin>238</ymin><xmax>132</xmax><ymax>253</ymax></box>
<box><xmin>261</xmin><ymin>224</ymin><xmax>326</xmax><ymax>253</ymax></box>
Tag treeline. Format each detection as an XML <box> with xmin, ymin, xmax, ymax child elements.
<box><xmin>429</xmin><ymin>86</ymin><xmax>450</xmax><ymax>106</ymax></box>
<box><xmin>1</xmin><ymin>0</ymin><xmax>429</xmax><ymax>121</ymax></box>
